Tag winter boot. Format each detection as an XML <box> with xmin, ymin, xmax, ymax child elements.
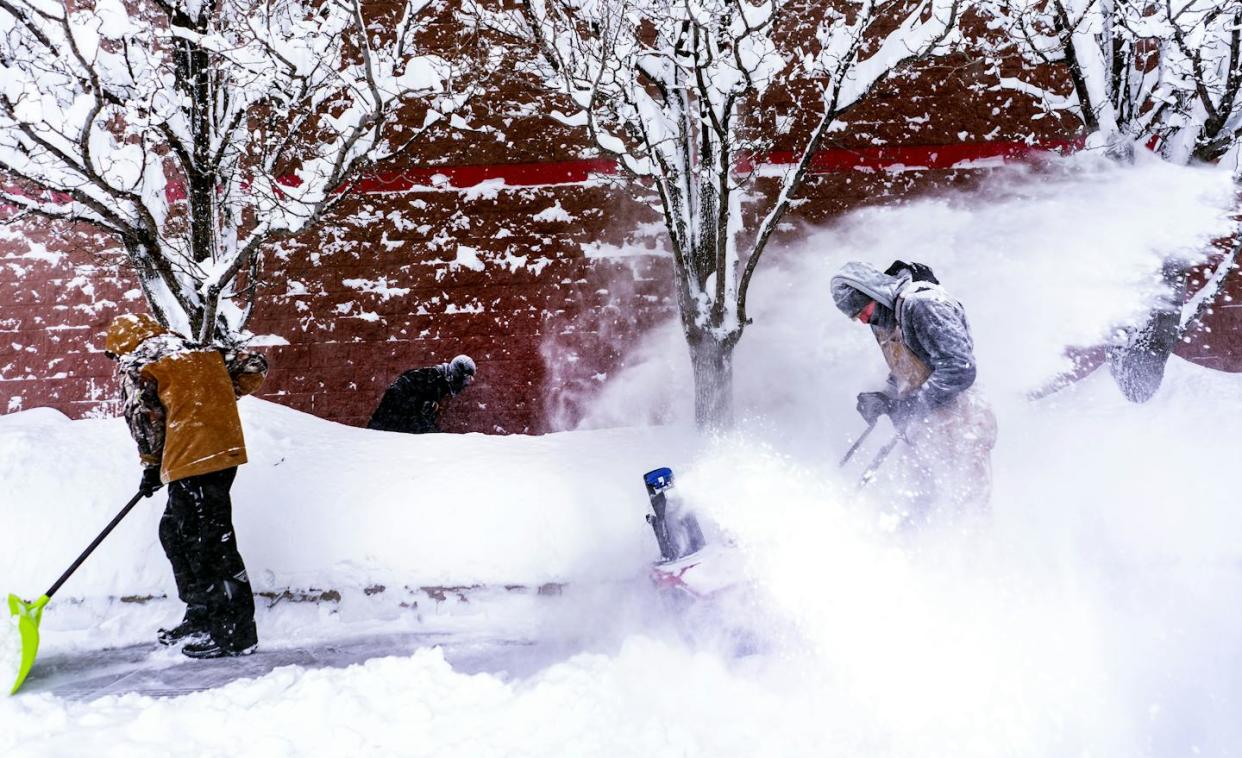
<box><xmin>181</xmin><ymin>635</ymin><xmax>258</xmax><ymax>659</ymax></box>
<box><xmin>157</xmin><ymin>610</ymin><xmax>210</xmax><ymax>646</ymax></box>
<box><xmin>182</xmin><ymin>616</ymin><xmax>258</xmax><ymax>659</ymax></box>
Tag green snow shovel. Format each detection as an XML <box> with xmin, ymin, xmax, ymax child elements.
<box><xmin>8</xmin><ymin>490</ymin><xmax>146</xmax><ymax>695</ymax></box>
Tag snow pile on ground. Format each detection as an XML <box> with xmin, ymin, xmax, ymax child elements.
<box><xmin>1</xmin><ymin>155</ymin><xmax>1239</xmax><ymax>756</ymax></box>
<box><xmin>3</xmin><ymin>639</ymin><xmax>821</xmax><ymax>758</ymax></box>
<box><xmin>0</xmin><ymin>405</ymin><xmax>693</xmax><ymax>602</ymax></box>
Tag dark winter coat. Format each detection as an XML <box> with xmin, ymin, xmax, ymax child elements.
<box><xmin>831</xmin><ymin>262</ymin><xmax>978</xmax><ymax>409</ymax></box>
<box><xmin>107</xmin><ymin>314</ymin><xmax>269</xmax><ymax>483</ymax></box>
<box><xmin>367</xmin><ymin>367</ymin><xmax>454</xmax><ymax>434</ymax></box>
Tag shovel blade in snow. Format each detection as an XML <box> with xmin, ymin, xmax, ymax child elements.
<box><xmin>7</xmin><ymin>593</ymin><xmax>48</xmax><ymax>695</ymax></box>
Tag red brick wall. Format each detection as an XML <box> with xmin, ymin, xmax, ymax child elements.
<box><xmin>1179</xmin><ymin>237</ymin><xmax>1242</xmax><ymax>373</ymax></box>
<box><xmin>1</xmin><ymin>15</ymin><xmax>1237</xmax><ymax>431</ymax></box>
<box><xmin>245</xmin><ymin>182</ymin><xmax>675</xmax><ymax>432</ymax></box>
<box><xmin>0</xmin><ymin>222</ymin><xmax>139</xmax><ymax>418</ymax></box>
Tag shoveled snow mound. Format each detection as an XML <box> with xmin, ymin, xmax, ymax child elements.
<box><xmin>0</xmin><ymin>403</ymin><xmax>693</xmax><ymax>600</ymax></box>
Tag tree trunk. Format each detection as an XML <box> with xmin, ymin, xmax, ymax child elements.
<box><xmin>689</xmin><ymin>332</ymin><xmax>736</xmax><ymax>430</ymax></box>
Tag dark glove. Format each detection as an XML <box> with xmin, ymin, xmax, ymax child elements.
<box><xmin>856</xmin><ymin>391</ymin><xmax>893</xmax><ymax>425</ymax></box>
<box><xmin>887</xmin><ymin>394</ymin><xmax>927</xmax><ymax>429</ymax></box>
<box><xmin>139</xmin><ymin>467</ymin><xmax>164</xmax><ymax>498</ymax></box>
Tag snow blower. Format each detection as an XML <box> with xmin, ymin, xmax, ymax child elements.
<box><xmin>7</xmin><ymin>490</ymin><xmax>146</xmax><ymax>695</ymax></box>
<box><xmin>643</xmin><ymin>468</ymin><xmax>749</xmax><ymax>601</ymax></box>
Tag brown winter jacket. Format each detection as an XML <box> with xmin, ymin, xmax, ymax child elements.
<box><xmin>107</xmin><ymin>314</ymin><xmax>267</xmax><ymax>483</ymax></box>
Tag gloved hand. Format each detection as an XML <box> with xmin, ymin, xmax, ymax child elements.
<box><xmin>855</xmin><ymin>391</ymin><xmax>893</xmax><ymax>425</ymax></box>
<box><xmin>139</xmin><ymin>467</ymin><xmax>164</xmax><ymax>498</ymax></box>
<box><xmin>888</xmin><ymin>395</ymin><xmax>921</xmax><ymax>428</ymax></box>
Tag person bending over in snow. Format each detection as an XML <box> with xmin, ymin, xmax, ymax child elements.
<box><xmin>830</xmin><ymin>261</ymin><xmax>997</xmax><ymax>522</ymax></box>
<box><xmin>367</xmin><ymin>355</ymin><xmax>477</xmax><ymax>434</ymax></box>
<box><xmin>105</xmin><ymin>314</ymin><xmax>268</xmax><ymax>659</ymax></box>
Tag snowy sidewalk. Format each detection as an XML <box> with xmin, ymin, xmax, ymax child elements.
<box><xmin>23</xmin><ymin>631</ymin><xmax>568</xmax><ymax>701</ymax></box>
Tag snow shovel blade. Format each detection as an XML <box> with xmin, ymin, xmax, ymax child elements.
<box><xmin>7</xmin><ymin>593</ymin><xmax>49</xmax><ymax>695</ymax></box>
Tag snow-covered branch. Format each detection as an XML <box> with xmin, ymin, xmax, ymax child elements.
<box><xmin>983</xmin><ymin>0</ymin><xmax>1242</xmax><ymax>164</ymax></box>
<box><xmin>0</xmin><ymin>0</ymin><xmax>468</xmax><ymax>342</ymax></box>
<box><xmin>479</xmin><ymin>0</ymin><xmax>961</xmax><ymax>427</ymax></box>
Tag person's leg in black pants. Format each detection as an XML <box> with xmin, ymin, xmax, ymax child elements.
<box><xmin>166</xmin><ymin>467</ymin><xmax>257</xmax><ymax>655</ymax></box>
<box><xmin>158</xmin><ymin>480</ymin><xmax>210</xmax><ymax>642</ymax></box>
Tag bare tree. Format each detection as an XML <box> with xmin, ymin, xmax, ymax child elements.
<box><xmin>0</xmin><ymin>0</ymin><xmax>471</xmax><ymax>343</ymax></box>
<box><xmin>478</xmin><ymin>0</ymin><xmax>961</xmax><ymax>428</ymax></box>
<box><xmin>984</xmin><ymin>0</ymin><xmax>1242</xmax><ymax>401</ymax></box>
<box><xmin>985</xmin><ymin>0</ymin><xmax>1242</xmax><ymax>163</ymax></box>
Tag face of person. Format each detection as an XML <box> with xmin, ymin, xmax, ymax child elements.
<box><xmin>856</xmin><ymin>300</ymin><xmax>877</xmax><ymax>325</ymax></box>
<box><xmin>450</xmin><ymin>370</ymin><xmax>474</xmax><ymax>394</ymax></box>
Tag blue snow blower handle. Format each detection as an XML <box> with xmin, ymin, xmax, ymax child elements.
<box><xmin>644</xmin><ymin>467</ymin><xmax>674</xmax><ymax>494</ymax></box>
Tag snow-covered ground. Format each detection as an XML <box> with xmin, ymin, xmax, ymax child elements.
<box><xmin>0</xmin><ymin>401</ymin><xmax>693</xmax><ymax>597</ymax></box>
<box><xmin>2</xmin><ymin>155</ymin><xmax>1241</xmax><ymax>756</ymax></box>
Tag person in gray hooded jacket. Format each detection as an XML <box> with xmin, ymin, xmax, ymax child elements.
<box><xmin>830</xmin><ymin>261</ymin><xmax>997</xmax><ymax>519</ymax></box>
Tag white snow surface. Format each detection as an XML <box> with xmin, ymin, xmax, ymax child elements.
<box><xmin>2</xmin><ymin>157</ymin><xmax>1241</xmax><ymax>755</ymax></box>
<box><xmin>0</xmin><ymin>406</ymin><xmax>691</xmax><ymax>597</ymax></box>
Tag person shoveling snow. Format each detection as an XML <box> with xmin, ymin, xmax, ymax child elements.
<box><xmin>106</xmin><ymin>314</ymin><xmax>269</xmax><ymax>659</ymax></box>
<box><xmin>7</xmin><ymin>489</ymin><xmax>149</xmax><ymax>693</ymax></box>
<box><xmin>831</xmin><ymin>261</ymin><xmax>997</xmax><ymax>524</ymax></box>
<box><xmin>367</xmin><ymin>354</ymin><xmax>477</xmax><ymax>434</ymax></box>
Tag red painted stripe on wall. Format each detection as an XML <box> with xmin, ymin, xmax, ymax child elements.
<box><xmin>1</xmin><ymin>140</ymin><xmax>1082</xmax><ymax>209</ymax></box>
<box><xmin>353</xmin><ymin>139</ymin><xmax>1082</xmax><ymax>192</ymax></box>
<box><xmin>758</xmin><ymin>139</ymin><xmax>1081</xmax><ymax>173</ymax></box>
<box><xmin>348</xmin><ymin>157</ymin><xmax>620</xmax><ymax>192</ymax></box>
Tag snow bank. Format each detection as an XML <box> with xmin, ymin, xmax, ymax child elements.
<box><xmin>0</xmin><ymin>403</ymin><xmax>693</xmax><ymax>601</ymax></box>
<box><xmin>1</xmin><ymin>639</ymin><xmax>818</xmax><ymax>758</ymax></box>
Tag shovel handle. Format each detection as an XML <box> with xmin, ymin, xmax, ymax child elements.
<box><xmin>857</xmin><ymin>434</ymin><xmax>903</xmax><ymax>489</ymax></box>
<box><xmin>839</xmin><ymin>421</ymin><xmax>877</xmax><ymax>467</ymax></box>
<box><xmin>44</xmin><ymin>490</ymin><xmax>147</xmax><ymax>600</ymax></box>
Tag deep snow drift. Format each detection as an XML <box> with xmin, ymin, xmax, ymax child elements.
<box><xmin>0</xmin><ymin>402</ymin><xmax>693</xmax><ymax>598</ymax></box>
<box><xmin>2</xmin><ymin>155</ymin><xmax>1240</xmax><ymax>757</ymax></box>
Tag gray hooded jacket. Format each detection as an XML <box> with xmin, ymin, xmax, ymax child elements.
<box><xmin>831</xmin><ymin>262</ymin><xmax>978</xmax><ymax>408</ymax></box>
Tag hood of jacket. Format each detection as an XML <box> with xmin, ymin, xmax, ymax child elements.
<box><xmin>105</xmin><ymin>314</ymin><xmax>168</xmax><ymax>357</ymax></box>
<box><xmin>830</xmin><ymin>261</ymin><xmax>912</xmax><ymax>316</ymax></box>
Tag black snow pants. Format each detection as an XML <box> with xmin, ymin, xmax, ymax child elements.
<box><xmin>159</xmin><ymin>467</ymin><xmax>257</xmax><ymax>650</ymax></box>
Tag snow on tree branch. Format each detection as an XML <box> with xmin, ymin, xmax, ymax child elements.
<box><xmin>983</xmin><ymin>0</ymin><xmax>1242</xmax><ymax>165</ymax></box>
<box><xmin>476</xmin><ymin>0</ymin><xmax>961</xmax><ymax>427</ymax></box>
<box><xmin>0</xmin><ymin>0</ymin><xmax>470</xmax><ymax>342</ymax></box>
<box><xmin>981</xmin><ymin>1</ymin><xmax>1242</xmax><ymax>403</ymax></box>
